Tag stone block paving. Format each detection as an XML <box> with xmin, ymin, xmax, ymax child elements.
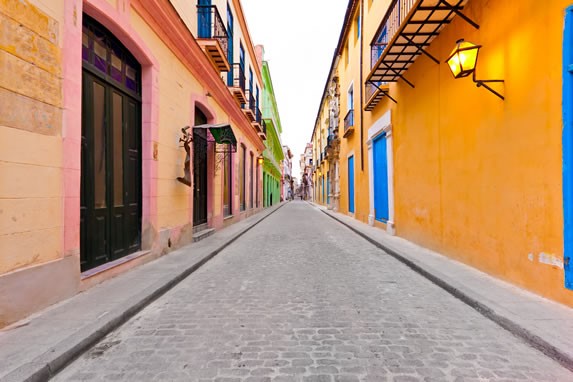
<box><xmin>54</xmin><ymin>202</ymin><xmax>572</xmax><ymax>381</ymax></box>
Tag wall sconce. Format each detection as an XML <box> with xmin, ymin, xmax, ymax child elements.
<box><xmin>446</xmin><ymin>39</ymin><xmax>504</xmax><ymax>100</ymax></box>
<box><xmin>258</xmin><ymin>155</ymin><xmax>264</xmax><ymax>165</ymax></box>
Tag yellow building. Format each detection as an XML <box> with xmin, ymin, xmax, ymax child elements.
<box><xmin>312</xmin><ymin>0</ymin><xmax>573</xmax><ymax>306</ymax></box>
<box><xmin>0</xmin><ymin>0</ymin><xmax>268</xmax><ymax>327</ymax></box>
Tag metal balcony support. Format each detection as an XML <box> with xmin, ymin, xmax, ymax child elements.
<box><xmin>438</xmin><ymin>0</ymin><xmax>480</xmax><ymax>30</ymax></box>
<box><xmin>367</xmin><ymin>81</ymin><xmax>398</xmax><ymax>104</ymax></box>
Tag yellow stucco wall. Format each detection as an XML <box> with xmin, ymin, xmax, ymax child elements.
<box><xmin>338</xmin><ymin>4</ymin><xmax>371</xmax><ymax>223</ymax></box>
<box><xmin>0</xmin><ymin>0</ymin><xmax>64</xmax><ymax>274</ymax></box>
<box><xmin>360</xmin><ymin>0</ymin><xmax>573</xmax><ymax>306</ymax></box>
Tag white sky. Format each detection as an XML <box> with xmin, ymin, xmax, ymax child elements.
<box><xmin>241</xmin><ymin>0</ymin><xmax>349</xmax><ymax>177</ymax></box>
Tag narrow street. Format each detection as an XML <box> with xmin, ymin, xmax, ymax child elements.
<box><xmin>54</xmin><ymin>202</ymin><xmax>571</xmax><ymax>381</ymax></box>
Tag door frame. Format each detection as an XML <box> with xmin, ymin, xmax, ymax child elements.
<box><xmin>347</xmin><ymin>153</ymin><xmax>355</xmax><ymax>215</ymax></box>
<box><xmin>562</xmin><ymin>6</ymin><xmax>573</xmax><ymax>290</ymax></box>
<box><xmin>367</xmin><ymin>110</ymin><xmax>395</xmax><ymax>234</ymax></box>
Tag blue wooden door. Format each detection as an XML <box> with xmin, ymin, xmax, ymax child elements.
<box><xmin>563</xmin><ymin>7</ymin><xmax>573</xmax><ymax>290</ymax></box>
<box><xmin>348</xmin><ymin>156</ymin><xmax>355</xmax><ymax>213</ymax></box>
<box><xmin>197</xmin><ymin>0</ymin><xmax>212</xmax><ymax>38</ymax></box>
<box><xmin>226</xmin><ymin>4</ymin><xmax>234</xmax><ymax>86</ymax></box>
<box><xmin>373</xmin><ymin>134</ymin><xmax>389</xmax><ymax>221</ymax></box>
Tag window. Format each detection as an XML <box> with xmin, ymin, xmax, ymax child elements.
<box><xmin>226</xmin><ymin>3</ymin><xmax>234</xmax><ymax>86</ymax></box>
<box><xmin>348</xmin><ymin>84</ymin><xmax>354</xmax><ymax>110</ymax></box>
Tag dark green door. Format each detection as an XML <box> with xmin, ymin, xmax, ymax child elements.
<box><xmin>80</xmin><ymin>15</ymin><xmax>142</xmax><ymax>272</ymax></box>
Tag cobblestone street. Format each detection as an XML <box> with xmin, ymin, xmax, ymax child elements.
<box><xmin>54</xmin><ymin>202</ymin><xmax>572</xmax><ymax>381</ymax></box>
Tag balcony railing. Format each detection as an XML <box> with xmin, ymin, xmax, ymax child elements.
<box><xmin>197</xmin><ymin>5</ymin><xmax>228</xmax><ymax>53</ymax></box>
<box><xmin>371</xmin><ymin>42</ymin><xmax>387</xmax><ymax>69</ymax></box>
<box><xmin>232</xmin><ymin>64</ymin><xmax>245</xmax><ymax>92</ymax></box>
<box><xmin>326</xmin><ymin>133</ymin><xmax>335</xmax><ymax>148</ymax></box>
<box><xmin>228</xmin><ymin>63</ymin><xmax>246</xmax><ymax>104</ymax></box>
<box><xmin>344</xmin><ymin>109</ymin><xmax>354</xmax><ymax>137</ymax></box>
<box><xmin>255</xmin><ymin>107</ymin><xmax>262</xmax><ymax>124</ymax></box>
<box><xmin>196</xmin><ymin>5</ymin><xmax>229</xmax><ymax>72</ymax></box>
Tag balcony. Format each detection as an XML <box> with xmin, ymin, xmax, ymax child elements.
<box><xmin>343</xmin><ymin>109</ymin><xmax>354</xmax><ymax>138</ymax></box>
<box><xmin>243</xmin><ymin>90</ymin><xmax>256</xmax><ymax>122</ymax></box>
<box><xmin>365</xmin><ymin>0</ymin><xmax>474</xmax><ymax>108</ymax></box>
<box><xmin>228</xmin><ymin>63</ymin><xmax>246</xmax><ymax>104</ymax></box>
<box><xmin>252</xmin><ymin>106</ymin><xmax>262</xmax><ymax>131</ymax></box>
<box><xmin>196</xmin><ymin>5</ymin><xmax>230</xmax><ymax>72</ymax></box>
<box><xmin>259</xmin><ymin>120</ymin><xmax>267</xmax><ymax>140</ymax></box>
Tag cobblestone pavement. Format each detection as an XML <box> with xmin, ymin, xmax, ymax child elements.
<box><xmin>55</xmin><ymin>201</ymin><xmax>572</xmax><ymax>381</ymax></box>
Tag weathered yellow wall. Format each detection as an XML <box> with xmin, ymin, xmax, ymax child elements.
<box><xmin>362</xmin><ymin>0</ymin><xmax>572</xmax><ymax>306</ymax></box>
<box><xmin>0</xmin><ymin>0</ymin><xmax>64</xmax><ymax>274</ymax></box>
<box><xmin>338</xmin><ymin>4</ymin><xmax>370</xmax><ymax>223</ymax></box>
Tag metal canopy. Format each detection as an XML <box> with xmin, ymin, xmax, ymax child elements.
<box><xmin>366</xmin><ymin>0</ymin><xmax>473</xmax><ymax>86</ymax></box>
<box><xmin>194</xmin><ymin>123</ymin><xmax>237</xmax><ymax>153</ymax></box>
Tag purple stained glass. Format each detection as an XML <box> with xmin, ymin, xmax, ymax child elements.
<box><xmin>93</xmin><ymin>39</ymin><xmax>108</xmax><ymax>73</ymax></box>
<box><xmin>125</xmin><ymin>64</ymin><xmax>137</xmax><ymax>92</ymax></box>
<box><xmin>82</xmin><ymin>30</ymin><xmax>90</xmax><ymax>62</ymax></box>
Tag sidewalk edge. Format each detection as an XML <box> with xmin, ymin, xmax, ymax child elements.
<box><xmin>320</xmin><ymin>208</ymin><xmax>573</xmax><ymax>373</ymax></box>
<box><xmin>4</xmin><ymin>203</ymin><xmax>286</xmax><ymax>382</ymax></box>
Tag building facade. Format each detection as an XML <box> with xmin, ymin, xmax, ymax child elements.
<box><xmin>282</xmin><ymin>145</ymin><xmax>294</xmax><ymax>201</ymax></box>
<box><xmin>259</xmin><ymin>48</ymin><xmax>284</xmax><ymax>207</ymax></box>
<box><xmin>299</xmin><ymin>143</ymin><xmax>314</xmax><ymax>200</ymax></box>
<box><xmin>309</xmin><ymin>0</ymin><xmax>573</xmax><ymax>307</ymax></box>
<box><xmin>0</xmin><ymin>0</ymin><xmax>269</xmax><ymax>327</ymax></box>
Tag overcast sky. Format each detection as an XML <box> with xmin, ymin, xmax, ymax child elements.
<box><xmin>241</xmin><ymin>0</ymin><xmax>349</xmax><ymax>177</ymax></box>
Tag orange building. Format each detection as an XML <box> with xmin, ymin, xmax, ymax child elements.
<box><xmin>310</xmin><ymin>0</ymin><xmax>573</xmax><ymax>306</ymax></box>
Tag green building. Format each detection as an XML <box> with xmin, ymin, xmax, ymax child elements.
<box><xmin>260</xmin><ymin>50</ymin><xmax>284</xmax><ymax>207</ymax></box>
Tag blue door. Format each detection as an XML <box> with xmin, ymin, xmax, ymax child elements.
<box><xmin>197</xmin><ymin>0</ymin><xmax>212</xmax><ymax>38</ymax></box>
<box><xmin>373</xmin><ymin>134</ymin><xmax>389</xmax><ymax>221</ymax></box>
<box><xmin>563</xmin><ymin>6</ymin><xmax>573</xmax><ymax>290</ymax></box>
<box><xmin>348</xmin><ymin>156</ymin><xmax>355</xmax><ymax>213</ymax></box>
<box><xmin>226</xmin><ymin>4</ymin><xmax>233</xmax><ymax>86</ymax></box>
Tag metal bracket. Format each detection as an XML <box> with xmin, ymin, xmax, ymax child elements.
<box><xmin>472</xmin><ymin>71</ymin><xmax>504</xmax><ymax>100</ymax></box>
<box><xmin>438</xmin><ymin>0</ymin><xmax>480</xmax><ymax>30</ymax></box>
<box><xmin>368</xmin><ymin>81</ymin><xmax>398</xmax><ymax>104</ymax></box>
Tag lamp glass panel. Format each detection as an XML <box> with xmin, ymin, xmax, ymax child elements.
<box><xmin>458</xmin><ymin>42</ymin><xmax>479</xmax><ymax>72</ymax></box>
<box><xmin>447</xmin><ymin>53</ymin><xmax>462</xmax><ymax>77</ymax></box>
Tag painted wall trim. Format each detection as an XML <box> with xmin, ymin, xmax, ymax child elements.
<box><xmin>366</xmin><ymin>110</ymin><xmax>395</xmax><ymax>234</ymax></box>
<box><xmin>132</xmin><ymin>0</ymin><xmax>265</xmax><ymax>152</ymax></box>
<box><xmin>563</xmin><ymin>5</ymin><xmax>573</xmax><ymax>290</ymax></box>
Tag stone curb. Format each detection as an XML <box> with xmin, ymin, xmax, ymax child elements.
<box><xmin>2</xmin><ymin>203</ymin><xmax>287</xmax><ymax>382</ymax></box>
<box><xmin>318</xmin><ymin>206</ymin><xmax>573</xmax><ymax>373</ymax></box>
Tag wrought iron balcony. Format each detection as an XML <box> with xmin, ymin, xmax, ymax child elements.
<box><xmin>343</xmin><ymin>109</ymin><xmax>354</xmax><ymax>138</ymax></box>
<box><xmin>326</xmin><ymin>133</ymin><xmax>335</xmax><ymax>148</ymax></box>
<box><xmin>228</xmin><ymin>63</ymin><xmax>246</xmax><ymax>104</ymax></box>
<box><xmin>196</xmin><ymin>5</ymin><xmax>230</xmax><ymax>72</ymax></box>
<box><xmin>243</xmin><ymin>89</ymin><xmax>256</xmax><ymax>122</ymax></box>
<box><xmin>259</xmin><ymin>120</ymin><xmax>267</xmax><ymax>140</ymax></box>
<box><xmin>365</xmin><ymin>0</ymin><xmax>474</xmax><ymax>108</ymax></box>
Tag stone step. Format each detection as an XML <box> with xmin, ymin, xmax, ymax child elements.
<box><xmin>192</xmin><ymin>228</ymin><xmax>215</xmax><ymax>242</ymax></box>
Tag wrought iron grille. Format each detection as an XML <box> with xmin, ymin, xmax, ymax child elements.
<box><xmin>248</xmin><ymin>89</ymin><xmax>256</xmax><ymax>115</ymax></box>
<box><xmin>256</xmin><ymin>107</ymin><xmax>262</xmax><ymax>124</ymax></box>
<box><xmin>232</xmin><ymin>63</ymin><xmax>246</xmax><ymax>93</ymax></box>
<box><xmin>344</xmin><ymin>109</ymin><xmax>354</xmax><ymax>133</ymax></box>
<box><xmin>371</xmin><ymin>42</ymin><xmax>387</xmax><ymax>69</ymax></box>
<box><xmin>197</xmin><ymin>5</ymin><xmax>229</xmax><ymax>56</ymax></box>
<box><xmin>327</xmin><ymin>134</ymin><xmax>335</xmax><ymax>148</ymax></box>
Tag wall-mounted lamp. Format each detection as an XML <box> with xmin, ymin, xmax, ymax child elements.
<box><xmin>257</xmin><ymin>155</ymin><xmax>264</xmax><ymax>165</ymax></box>
<box><xmin>446</xmin><ymin>39</ymin><xmax>504</xmax><ymax>100</ymax></box>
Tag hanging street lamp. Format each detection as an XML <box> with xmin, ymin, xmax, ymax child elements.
<box><xmin>446</xmin><ymin>39</ymin><xmax>505</xmax><ymax>100</ymax></box>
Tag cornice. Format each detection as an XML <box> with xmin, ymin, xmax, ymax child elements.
<box><xmin>132</xmin><ymin>0</ymin><xmax>265</xmax><ymax>151</ymax></box>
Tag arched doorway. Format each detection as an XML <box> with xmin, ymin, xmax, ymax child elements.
<box><xmin>80</xmin><ymin>14</ymin><xmax>142</xmax><ymax>271</ymax></box>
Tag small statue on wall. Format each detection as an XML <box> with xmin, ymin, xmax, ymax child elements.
<box><xmin>177</xmin><ymin>126</ymin><xmax>192</xmax><ymax>187</ymax></box>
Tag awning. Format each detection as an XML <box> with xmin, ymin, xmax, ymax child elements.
<box><xmin>194</xmin><ymin>123</ymin><xmax>237</xmax><ymax>152</ymax></box>
<box><xmin>367</xmin><ymin>0</ymin><xmax>474</xmax><ymax>86</ymax></box>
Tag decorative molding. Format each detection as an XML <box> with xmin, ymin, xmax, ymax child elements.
<box><xmin>132</xmin><ymin>0</ymin><xmax>265</xmax><ymax>152</ymax></box>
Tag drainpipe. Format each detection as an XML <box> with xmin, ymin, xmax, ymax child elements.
<box><xmin>359</xmin><ymin>0</ymin><xmax>365</xmax><ymax>171</ymax></box>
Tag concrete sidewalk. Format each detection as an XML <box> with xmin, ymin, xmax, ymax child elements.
<box><xmin>0</xmin><ymin>203</ymin><xmax>286</xmax><ymax>382</ymax></box>
<box><xmin>311</xmin><ymin>203</ymin><xmax>573</xmax><ymax>372</ymax></box>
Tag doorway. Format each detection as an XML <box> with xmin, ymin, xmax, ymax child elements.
<box><xmin>193</xmin><ymin>108</ymin><xmax>209</xmax><ymax>226</ymax></box>
<box><xmin>80</xmin><ymin>15</ymin><xmax>142</xmax><ymax>271</ymax></box>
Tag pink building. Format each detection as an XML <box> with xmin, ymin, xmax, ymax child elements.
<box><xmin>0</xmin><ymin>0</ymin><xmax>267</xmax><ymax>327</ymax></box>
